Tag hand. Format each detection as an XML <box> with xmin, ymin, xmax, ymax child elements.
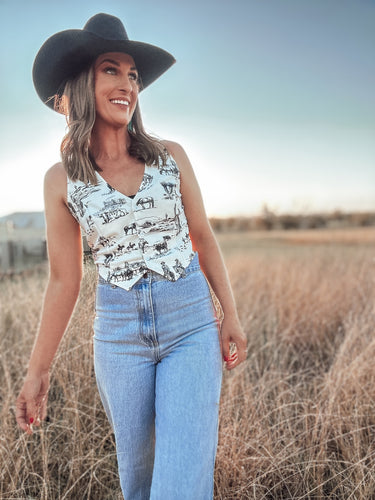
<box><xmin>220</xmin><ymin>316</ymin><xmax>247</xmax><ymax>370</ymax></box>
<box><xmin>16</xmin><ymin>372</ymin><xmax>50</xmax><ymax>434</ymax></box>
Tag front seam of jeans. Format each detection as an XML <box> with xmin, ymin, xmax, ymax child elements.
<box><xmin>136</xmin><ymin>285</ymin><xmax>152</xmax><ymax>348</ymax></box>
<box><xmin>148</xmin><ymin>280</ymin><xmax>161</xmax><ymax>362</ymax></box>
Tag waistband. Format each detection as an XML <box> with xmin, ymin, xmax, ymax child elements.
<box><xmin>97</xmin><ymin>252</ymin><xmax>200</xmax><ymax>287</ymax></box>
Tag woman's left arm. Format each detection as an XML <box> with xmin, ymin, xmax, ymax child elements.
<box><xmin>163</xmin><ymin>140</ymin><xmax>247</xmax><ymax>370</ymax></box>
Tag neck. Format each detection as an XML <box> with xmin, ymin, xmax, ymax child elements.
<box><xmin>90</xmin><ymin>122</ymin><xmax>131</xmax><ymax>162</ymax></box>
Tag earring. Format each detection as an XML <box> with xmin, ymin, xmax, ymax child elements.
<box><xmin>127</xmin><ymin>120</ymin><xmax>133</xmax><ymax>132</ymax></box>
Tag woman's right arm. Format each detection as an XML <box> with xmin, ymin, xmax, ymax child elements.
<box><xmin>16</xmin><ymin>163</ymin><xmax>83</xmax><ymax>434</ymax></box>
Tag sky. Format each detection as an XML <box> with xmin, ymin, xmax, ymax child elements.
<box><xmin>0</xmin><ymin>0</ymin><xmax>374</xmax><ymax>217</ymax></box>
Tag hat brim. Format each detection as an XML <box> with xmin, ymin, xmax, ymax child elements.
<box><xmin>33</xmin><ymin>29</ymin><xmax>176</xmax><ymax>111</ymax></box>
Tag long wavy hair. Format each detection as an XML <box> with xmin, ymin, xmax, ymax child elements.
<box><xmin>57</xmin><ymin>63</ymin><xmax>168</xmax><ymax>185</ymax></box>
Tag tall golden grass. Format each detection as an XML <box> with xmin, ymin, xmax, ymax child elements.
<box><xmin>1</xmin><ymin>227</ymin><xmax>374</xmax><ymax>499</ymax></box>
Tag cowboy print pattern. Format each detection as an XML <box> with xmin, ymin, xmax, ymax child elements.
<box><xmin>67</xmin><ymin>152</ymin><xmax>194</xmax><ymax>290</ymax></box>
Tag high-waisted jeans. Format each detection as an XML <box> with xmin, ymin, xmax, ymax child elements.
<box><xmin>93</xmin><ymin>253</ymin><xmax>223</xmax><ymax>500</ymax></box>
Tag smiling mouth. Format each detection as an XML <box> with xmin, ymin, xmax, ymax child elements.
<box><xmin>110</xmin><ymin>99</ymin><xmax>130</xmax><ymax>106</ymax></box>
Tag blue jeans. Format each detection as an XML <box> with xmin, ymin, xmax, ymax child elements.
<box><xmin>93</xmin><ymin>253</ymin><xmax>223</xmax><ymax>499</ymax></box>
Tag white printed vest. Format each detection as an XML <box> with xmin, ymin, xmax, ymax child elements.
<box><xmin>67</xmin><ymin>153</ymin><xmax>195</xmax><ymax>290</ymax></box>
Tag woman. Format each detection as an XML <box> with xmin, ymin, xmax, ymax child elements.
<box><xmin>16</xmin><ymin>13</ymin><xmax>247</xmax><ymax>499</ymax></box>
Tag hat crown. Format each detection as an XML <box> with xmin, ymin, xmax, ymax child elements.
<box><xmin>83</xmin><ymin>13</ymin><xmax>129</xmax><ymax>41</ymax></box>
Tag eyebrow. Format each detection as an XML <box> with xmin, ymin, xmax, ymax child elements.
<box><xmin>98</xmin><ymin>58</ymin><xmax>138</xmax><ymax>71</ymax></box>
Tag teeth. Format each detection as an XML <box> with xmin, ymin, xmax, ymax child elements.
<box><xmin>110</xmin><ymin>99</ymin><xmax>129</xmax><ymax>106</ymax></box>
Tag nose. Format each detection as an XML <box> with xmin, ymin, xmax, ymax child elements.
<box><xmin>119</xmin><ymin>75</ymin><xmax>134</xmax><ymax>94</ymax></box>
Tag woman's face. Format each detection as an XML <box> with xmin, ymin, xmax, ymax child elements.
<box><xmin>93</xmin><ymin>52</ymin><xmax>140</xmax><ymax>129</ymax></box>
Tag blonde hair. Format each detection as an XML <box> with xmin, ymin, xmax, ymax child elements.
<box><xmin>57</xmin><ymin>64</ymin><xmax>168</xmax><ymax>185</ymax></box>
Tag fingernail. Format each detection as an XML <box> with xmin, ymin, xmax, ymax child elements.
<box><xmin>223</xmin><ymin>356</ymin><xmax>229</xmax><ymax>362</ymax></box>
<box><xmin>29</xmin><ymin>417</ymin><xmax>34</xmax><ymax>424</ymax></box>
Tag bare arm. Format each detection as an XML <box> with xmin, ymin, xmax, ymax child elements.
<box><xmin>162</xmin><ymin>141</ymin><xmax>247</xmax><ymax>370</ymax></box>
<box><xmin>16</xmin><ymin>163</ymin><xmax>83</xmax><ymax>433</ymax></box>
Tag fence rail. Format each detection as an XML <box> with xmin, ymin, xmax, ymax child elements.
<box><xmin>0</xmin><ymin>239</ymin><xmax>47</xmax><ymax>273</ymax></box>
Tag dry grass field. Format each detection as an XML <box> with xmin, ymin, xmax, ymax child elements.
<box><xmin>1</xmin><ymin>226</ymin><xmax>374</xmax><ymax>499</ymax></box>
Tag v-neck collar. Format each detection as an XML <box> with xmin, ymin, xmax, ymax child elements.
<box><xmin>95</xmin><ymin>164</ymin><xmax>147</xmax><ymax>200</ymax></box>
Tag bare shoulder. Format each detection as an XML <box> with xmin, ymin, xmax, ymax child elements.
<box><xmin>44</xmin><ymin>162</ymin><xmax>67</xmax><ymax>203</ymax></box>
<box><xmin>161</xmin><ymin>140</ymin><xmax>193</xmax><ymax>174</ymax></box>
<box><xmin>161</xmin><ymin>138</ymin><xmax>203</xmax><ymax>199</ymax></box>
<box><xmin>161</xmin><ymin>139</ymin><xmax>184</xmax><ymax>155</ymax></box>
<box><xmin>45</xmin><ymin>162</ymin><xmax>65</xmax><ymax>186</ymax></box>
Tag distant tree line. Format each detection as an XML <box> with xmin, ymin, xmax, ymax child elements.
<box><xmin>209</xmin><ymin>208</ymin><xmax>375</xmax><ymax>232</ymax></box>
<box><xmin>1</xmin><ymin>209</ymin><xmax>374</xmax><ymax>276</ymax></box>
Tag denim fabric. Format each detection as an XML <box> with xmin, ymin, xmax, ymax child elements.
<box><xmin>93</xmin><ymin>253</ymin><xmax>223</xmax><ymax>499</ymax></box>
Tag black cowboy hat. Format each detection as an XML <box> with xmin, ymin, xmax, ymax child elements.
<box><xmin>33</xmin><ymin>13</ymin><xmax>176</xmax><ymax>111</ymax></box>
